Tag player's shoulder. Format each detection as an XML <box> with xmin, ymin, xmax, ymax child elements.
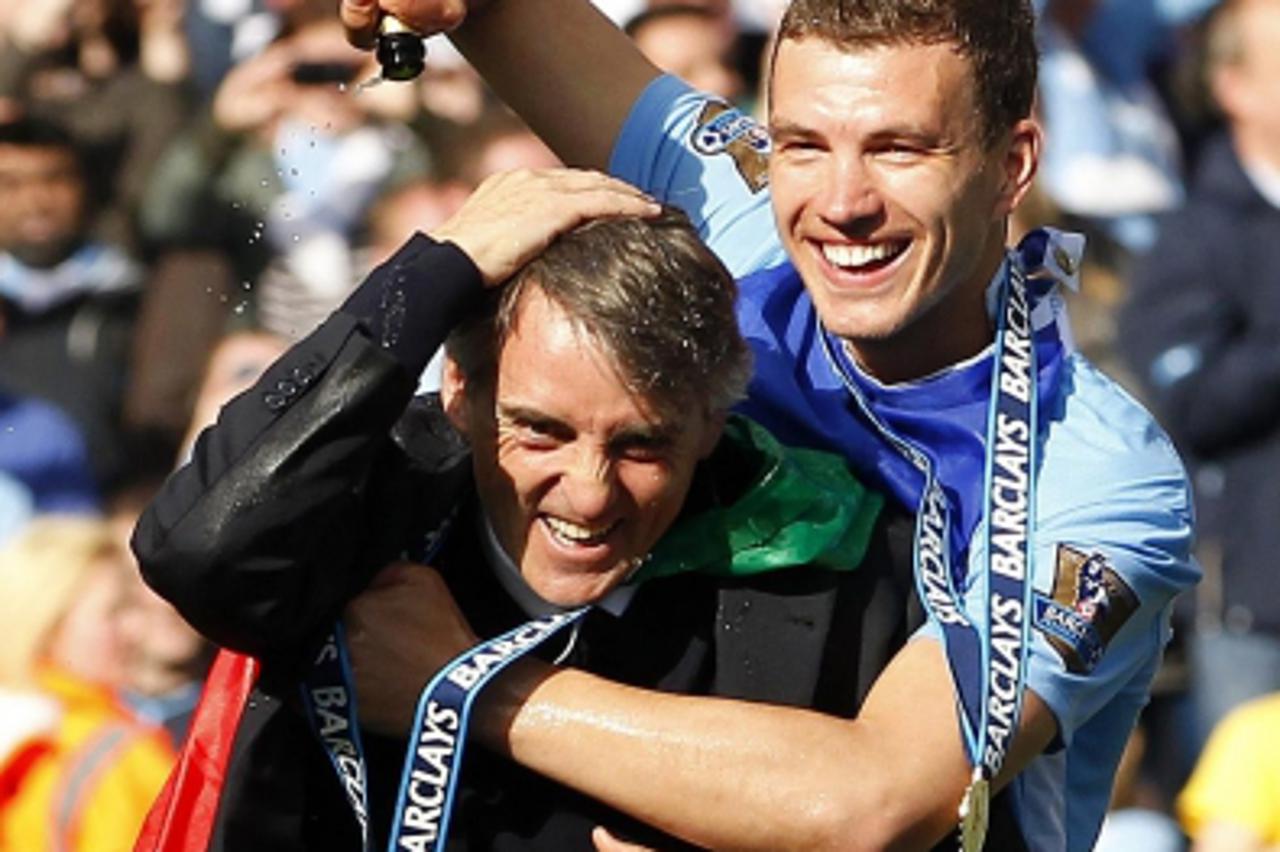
<box><xmin>1032</xmin><ymin>353</ymin><xmax>1198</xmax><ymax>604</ymax></box>
<box><xmin>1041</xmin><ymin>352</ymin><xmax>1192</xmax><ymax>518</ymax></box>
<box><xmin>610</xmin><ymin>76</ymin><xmax>784</xmax><ymax>276</ymax></box>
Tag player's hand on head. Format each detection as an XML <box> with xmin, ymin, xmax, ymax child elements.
<box><xmin>429</xmin><ymin>168</ymin><xmax>660</xmax><ymax>287</ymax></box>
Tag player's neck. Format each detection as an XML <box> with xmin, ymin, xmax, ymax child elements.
<box><xmin>849</xmin><ymin>316</ymin><xmax>990</xmax><ymax>385</ymax></box>
<box><xmin>848</xmin><ymin>267</ymin><xmax>999</xmax><ymax>385</ymax></box>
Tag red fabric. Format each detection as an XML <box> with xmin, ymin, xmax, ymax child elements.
<box><xmin>134</xmin><ymin>650</ymin><xmax>260</xmax><ymax>852</ymax></box>
<box><xmin>0</xmin><ymin>740</ymin><xmax>54</xmax><ymax>809</ymax></box>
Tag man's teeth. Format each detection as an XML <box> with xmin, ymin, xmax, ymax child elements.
<box><xmin>821</xmin><ymin>242</ymin><xmax>903</xmax><ymax>269</ymax></box>
<box><xmin>544</xmin><ymin>516</ymin><xmax>614</xmax><ymax>545</ymax></box>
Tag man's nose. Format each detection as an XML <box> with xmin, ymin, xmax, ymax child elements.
<box><xmin>816</xmin><ymin>155</ymin><xmax>884</xmax><ymax>226</ymax></box>
<box><xmin>559</xmin><ymin>446</ymin><xmax>617</xmax><ymax>519</ymax></box>
<box><xmin>11</xmin><ymin>179</ymin><xmax>58</xmax><ymax>216</ymax></box>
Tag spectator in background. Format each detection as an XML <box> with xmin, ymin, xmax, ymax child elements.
<box><xmin>1179</xmin><ymin>692</ymin><xmax>1280</xmax><ymax>851</ymax></box>
<box><xmin>0</xmin><ymin>121</ymin><xmax>103</xmax><ymax>512</ymax></box>
<box><xmin>0</xmin><ymin>116</ymin><xmax>141</xmax><ymax>493</ymax></box>
<box><xmin>1120</xmin><ymin>0</ymin><xmax>1280</xmax><ymax>749</ymax></box>
<box><xmin>139</xmin><ymin>14</ymin><xmax>430</xmax><ymax>307</ymax></box>
<box><xmin>625</xmin><ymin>5</ymin><xmax>744</xmax><ymax>103</ymax></box>
<box><xmin>0</xmin><ymin>0</ymin><xmax>192</xmax><ymax>255</ymax></box>
<box><xmin>1034</xmin><ymin>0</ymin><xmax>1188</xmax><ymax>259</ymax></box>
<box><xmin>258</xmin><ymin>176</ymin><xmax>467</xmax><ymax>342</ymax></box>
<box><xmin>134</xmin><ymin>9</ymin><xmax>428</xmax><ymax>436</ymax></box>
<box><xmin>0</xmin><ymin>390</ymin><xmax>99</xmax><ymax>516</ymax></box>
<box><xmin>108</xmin><ymin>473</ymin><xmax>213</xmax><ymax>746</ymax></box>
<box><xmin>0</xmin><ymin>517</ymin><xmax>175</xmax><ymax>851</ymax></box>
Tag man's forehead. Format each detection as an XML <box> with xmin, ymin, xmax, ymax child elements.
<box><xmin>768</xmin><ymin>37</ymin><xmax>978</xmax><ymax>124</ymax></box>
<box><xmin>771</xmin><ymin>33</ymin><xmax>973</xmax><ymax>82</ymax></box>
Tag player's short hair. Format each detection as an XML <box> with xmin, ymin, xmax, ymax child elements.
<box><xmin>775</xmin><ymin>0</ymin><xmax>1038</xmax><ymax>147</ymax></box>
<box><xmin>446</xmin><ymin>207</ymin><xmax>752</xmax><ymax>418</ymax></box>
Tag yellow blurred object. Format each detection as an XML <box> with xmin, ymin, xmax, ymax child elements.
<box><xmin>0</xmin><ymin>667</ymin><xmax>174</xmax><ymax>852</ymax></box>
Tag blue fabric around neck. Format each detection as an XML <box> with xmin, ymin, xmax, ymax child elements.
<box><xmin>733</xmin><ymin>260</ymin><xmax>1068</xmax><ymax>589</ymax></box>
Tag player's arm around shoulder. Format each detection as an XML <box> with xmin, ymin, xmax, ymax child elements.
<box><xmin>468</xmin><ymin>631</ymin><xmax>1057</xmax><ymax>851</ymax></box>
<box><xmin>830</xmin><ymin>637</ymin><xmax>1059</xmax><ymax>850</ymax></box>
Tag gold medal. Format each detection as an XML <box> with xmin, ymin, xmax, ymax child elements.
<box><xmin>958</xmin><ymin>770</ymin><xmax>989</xmax><ymax>852</ymax></box>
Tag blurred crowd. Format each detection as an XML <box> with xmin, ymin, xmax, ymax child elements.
<box><xmin>0</xmin><ymin>0</ymin><xmax>1277</xmax><ymax>849</ymax></box>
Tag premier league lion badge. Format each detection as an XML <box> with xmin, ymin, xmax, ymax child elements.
<box><xmin>691</xmin><ymin>101</ymin><xmax>770</xmax><ymax>193</ymax></box>
<box><xmin>1033</xmin><ymin>545</ymin><xmax>1138</xmax><ymax>674</ymax></box>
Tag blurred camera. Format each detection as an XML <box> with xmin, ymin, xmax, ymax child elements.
<box><xmin>289</xmin><ymin>61</ymin><xmax>361</xmax><ymax>86</ymax></box>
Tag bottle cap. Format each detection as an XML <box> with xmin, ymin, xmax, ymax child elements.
<box><xmin>376</xmin><ymin>16</ymin><xmax>426</xmax><ymax>81</ymax></box>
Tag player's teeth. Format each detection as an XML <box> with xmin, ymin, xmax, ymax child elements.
<box><xmin>822</xmin><ymin>242</ymin><xmax>901</xmax><ymax>268</ymax></box>
<box><xmin>545</xmin><ymin>516</ymin><xmax>611</xmax><ymax>543</ymax></box>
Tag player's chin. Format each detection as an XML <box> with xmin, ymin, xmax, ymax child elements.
<box><xmin>524</xmin><ymin>561</ymin><xmax>635</xmax><ymax>609</ymax></box>
<box><xmin>808</xmin><ymin>288</ymin><xmax>908</xmax><ymax>342</ymax></box>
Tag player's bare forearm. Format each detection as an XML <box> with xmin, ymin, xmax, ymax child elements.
<box><xmin>347</xmin><ymin>558</ymin><xmax>1058</xmax><ymax>850</ymax></box>
<box><xmin>474</xmin><ymin>640</ymin><xmax>1058</xmax><ymax>851</ymax></box>
<box><xmin>451</xmin><ymin>0</ymin><xmax>660</xmax><ymax>169</ymax></box>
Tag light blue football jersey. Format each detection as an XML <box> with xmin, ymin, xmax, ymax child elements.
<box><xmin>611</xmin><ymin>74</ymin><xmax>1199</xmax><ymax>852</ymax></box>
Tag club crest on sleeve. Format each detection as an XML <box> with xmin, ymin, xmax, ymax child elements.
<box><xmin>1033</xmin><ymin>545</ymin><xmax>1138</xmax><ymax>674</ymax></box>
<box><xmin>691</xmin><ymin>101</ymin><xmax>770</xmax><ymax>193</ymax></box>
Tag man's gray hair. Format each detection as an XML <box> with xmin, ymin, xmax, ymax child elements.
<box><xmin>446</xmin><ymin>207</ymin><xmax>752</xmax><ymax>417</ymax></box>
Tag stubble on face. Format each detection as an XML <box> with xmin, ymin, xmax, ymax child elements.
<box><xmin>455</xmin><ymin>290</ymin><xmax>713</xmax><ymax>608</ymax></box>
<box><xmin>767</xmin><ymin>37</ymin><xmax>1017</xmax><ymax>383</ymax></box>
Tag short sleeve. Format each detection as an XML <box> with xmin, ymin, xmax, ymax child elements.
<box><xmin>1178</xmin><ymin>695</ymin><xmax>1280</xmax><ymax>843</ymax></box>
<box><xmin>1016</xmin><ymin>488</ymin><xmax>1193</xmax><ymax>748</ymax></box>
<box><xmin>1017</xmin><ymin>365</ymin><xmax>1198</xmax><ymax>747</ymax></box>
<box><xmin>608</xmin><ymin>75</ymin><xmax>787</xmax><ymax>277</ymax></box>
<box><xmin>915</xmin><ymin>358</ymin><xmax>1199</xmax><ymax>749</ymax></box>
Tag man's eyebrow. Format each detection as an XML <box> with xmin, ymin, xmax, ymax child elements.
<box><xmin>610</xmin><ymin>420</ymin><xmax>684</xmax><ymax>447</ymax></box>
<box><xmin>497</xmin><ymin>404</ymin><xmax>571</xmax><ymax>432</ymax></box>
<box><xmin>767</xmin><ymin>118</ymin><xmax>819</xmax><ymax>140</ymax></box>
<box><xmin>497</xmin><ymin>403</ymin><xmax>685</xmax><ymax>443</ymax></box>
<box><xmin>867</xmin><ymin>125</ymin><xmax>936</xmax><ymax>142</ymax></box>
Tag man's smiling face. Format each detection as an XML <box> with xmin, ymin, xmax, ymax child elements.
<box><xmin>768</xmin><ymin>37</ymin><xmax>1033</xmax><ymax>380</ymax></box>
<box><xmin>444</xmin><ymin>287</ymin><xmax>719</xmax><ymax>607</ymax></box>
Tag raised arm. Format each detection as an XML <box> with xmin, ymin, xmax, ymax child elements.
<box><xmin>339</xmin><ymin>0</ymin><xmax>661</xmax><ymax>169</ymax></box>
<box><xmin>133</xmin><ymin>170</ymin><xmax>657</xmax><ymax>661</ymax></box>
<box><xmin>489</xmin><ymin>637</ymin><xmax>1058</xmax><ymax>850</ymax></box>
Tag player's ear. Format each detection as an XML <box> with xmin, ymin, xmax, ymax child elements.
<box><xmin>995</xmin><ymin>118</ymin><xmax>1041</xmax><ymax>219</ymax></box>
<box><xmin>697</xmin><ymin>410</ymin><xmax>727</xmax><ymax>460</ymax></box>
<box><xmin>441</xmin><ymin>355</ymin><xmax>470</xmax><ymax>433</ymax></box>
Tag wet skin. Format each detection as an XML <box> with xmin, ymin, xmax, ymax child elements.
<box><xmin>768</xmin><ymin>38</ymin><xmax>1037</xmax><ymax>383</ymax></box>
<box><xmin>443</xmin><ymin>287</ymin><xmax>721</xmax><ymax>607</ymax></box>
